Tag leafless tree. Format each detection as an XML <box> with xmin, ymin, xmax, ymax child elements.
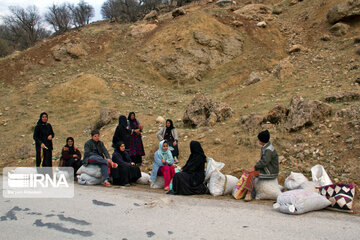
<box><xmin>45</xmin><ymin>3</ymin><xmax>72</xmax><ymax>34</ymax></box>
<box><xmin>68</xmin><ymin>1</ymin><xmax>95</xmax><ymax>28</ymax></box>
<box><xmin>2</xmin><ymin>6</ymin><xmax>49</xmax><ymax>49</ymax></box>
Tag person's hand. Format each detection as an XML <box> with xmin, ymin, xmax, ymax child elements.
<box><xmin>130</xmin><ymin>162</ymin><xmax>135</xmax><ymax>166</ymax></box>
<box><xmin>107</xmin><ymin>159</ymin><xmax>113</xmax><ymax>165</ymax></box>
<box><xmin>73</xmin><ymin>154</ymin><xmax>78</xmax><ymax>158</ymax></box>
<box><xmin>134</xmin><ymin>129</ymin><xmax>140</xmax><ymax>134</ymax></box>
<box><xmin>40</xmin><ymin>143</ymin><xmax>46</xmax><ymax>149</ymax></box>
<box><xmin>161</xmin><ymin>159</ymin><xmax>166</xmax><ymax>164</ymax></box>
<box><xmin>173</xmin><ymin>141</ymin><xmax>177</xmax><ymax>146</ymax></box>
<box><xmin>47</xmin><ymin>135</ymin><xmax>52</xmax><ymax>140</ymax></box>
<box><xmin>244</xmin><ymin>168</ymin><xmax>254</xmax><ymax>174</ymax></box>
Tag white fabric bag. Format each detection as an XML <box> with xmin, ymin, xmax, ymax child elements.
<box><xmin>150</xmin><ymin>176</ymin><xmax>165</xmax><ymax>189</ymax></box>
<box><xmin>273</xmin><ymin>189</ymin><xmax>331</xmax><ymax>215</ymax></box>
<box><xmin>208</xmin><ymin>169</ymin><xmax>238</xmax><ymax>196</ymax></box>
<box><xmin>255</xmin><ymin>178</ymin><xmax>282</xmax><ymax>200</ymax></box>
<box><xmin>77</xmin><ymin>173</ymin><xmax>102</xmax><ymax>185</ymax></box>
<box><xmin>77</xmin><ymin>165</ymin><xmax>102</xmax><ymax>178</ymax></box>
<box><xmin>311</xmin><ymin>164</ymin><xmax>333</xmax><ymax>187</ymax></box>
<box><xmin>205</xmin><ymin>157</ymin><xmax>225</xmax><ymax>182</ymax></box>
<box><xmin>284</xmin><ymin>172</ymin><xmax>308</xmax><ymax>190</ymax></box>
<box><xmin>136</xmin><ymin>172</ymin><xmax>150</xmax><ymax>185</ymax></box>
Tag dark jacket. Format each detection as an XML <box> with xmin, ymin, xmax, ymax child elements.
<box><xmin>112</xmin><ymin>150</ymin><xmax>132</xmax><ymax>167</ymax></box>
<box><xmin>254</xmin><ymin>142</ymin><xmax>279</xmax><ymax>179</ymax></box>
<box><xmin>33</xmin><ymin>123</ymin><xmax>54</xmax><ymax>150</ymax></box>
<box><xmin>83</xmin><ymin>139</ymin><xmax>110</xmax><ymax>165</ymax></box>
<box><xmin>61</xmin><ymin>147</ymin><xmax>82</xmax><ymax>161</ymax></box>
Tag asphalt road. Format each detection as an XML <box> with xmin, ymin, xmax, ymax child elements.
<box><xmin>1</xmin><ymin>180</ymin><xmax>360</xmax><ymax>240</ymax></box>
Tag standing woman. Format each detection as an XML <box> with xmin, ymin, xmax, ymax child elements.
<box><xmin>150</xmin><ymin>140</ymin><xmax>175</xmax><ymax>191</ymax></box>
<box><xmin>112</xmin><ymin>115</ymin><xmax>131</xmax><ymax>152</ymax></box>
<box><xmin>127</xmin><ymin>112</ymin><xmax>145</xmax><ymax>165</ymax></box>
<box><xmin>157</xmin><ymin>119</ymin><xmax>179</xmax><ymax>163</ymax></box>
<box><xmin>170</xmin><ymin>141</ymin><xmax>207</xmax><ymax>195</ymax></box>
<box><xmin>111</xmin><ymin>142</ymin><xmax>141</xmax><ymax>186</ymax></box>
<box><xmin>61</xmin><ymin>137</ymin><xmax>82</xmax><ymax>175</ymax></box>
<box><xmin>33</xmin><ymin>112</ymin><xmax>54</xmax><ymax>167</ymax></box>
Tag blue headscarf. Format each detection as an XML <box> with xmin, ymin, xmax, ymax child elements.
<box><xmin>158</xmin><ymin>140</ymin><xmax>173</xmax><ymax>164</ymax></box>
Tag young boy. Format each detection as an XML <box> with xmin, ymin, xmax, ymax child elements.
<box><xmin>83</xmin><ymin>129</ymin><xmax>117</xmax><ymax>186</ymax></box>
<box><xmin>244</xmin><ymin>130</ymin><xmax>279</xmax><ymax>201</ymax></box>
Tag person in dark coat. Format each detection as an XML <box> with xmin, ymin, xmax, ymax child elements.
<box><xmin>60</xmin><ymin>137</ymin><xmax>82</xmax><ymax>175</ymax></box>
<box><xmin>33</xmin><ymin>112</ymin><xmax>54</xmax><ymax>167</ymax></box>
<box><xmin>111</xmin><ymin>142</ymin><xmax>141</xmax><ymax>186</ymax></box>
<box><xmin>112</xmin><ymin>115</ymin><xmax>131</xmax><ymax>152</ymax></box>
<box><xmin>127</xmin><ymin>112</ymin><xmax>145</xmax><ymax>165</ymax></box>
<box><xmin>170</xmin><ymin>141</ymin><xmax>207</xmax><ymax>195</ymax></box>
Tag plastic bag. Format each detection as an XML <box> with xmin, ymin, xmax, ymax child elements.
<box><xmin>255</xmin><ymin>178</ymin><xmax>282</xmax><ymax>200</ymax></box>
<box><xmin>284</xmin><ymin>172</ymin><xmax>308</xmax><ymax>190</ymax></box>
<box><xmin>150</xmin><ymin>176</ymin><xmax>165</xmax><ymax>189</ymax></box>
<box><xmin>232</xmin><ymin>173</ymin><xmax>249</xmax><ymax>199</ymax></box>
<box><xmin>77</xmin><ymin>173</ymin><xmax>102</xmax><ymax>185</ymax></box>
<box><xmin>136</xmin><ymin>172</ymin><xmax>150</xmax><ymax>185</ymax></box>
<box><xmin>273</xmin><ymin>189</ymin><xmax>331</xmax><ymax>215</ymax></box>
<box><xmin>205</xmin><ymin>158</ymin><xmax>225</xmax><ymax>182</ymax></box>
<box><xmin>77</xmin><ymin>165</ymin><xmax>102</xmax><ymax>178</ymax></box>
<box><xmin>311</xmin><ymin>164</ymin><xmax>333</xmax><ymax>187</ymax></box>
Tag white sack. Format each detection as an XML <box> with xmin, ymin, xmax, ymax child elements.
<box><xmin>77</xmin><ymin>173</ymin><xmax>102</xmax><ymax>185</ymax></box>
<box><xmin>136</xmin><ymin>172</ymin><xmax>150</xmax><ymax>185</ymax></box>
<box><xmin>273</xmin><ymin>189</ymin><xmax>331</xmax><ymax>215</ymax></box>
<box><xmin>311</xmin><ymin>164</ymin><xmax>333</xmax><ymax>187</ymax></box>
<box><xmin>208</xmin><ymin>170</ymin><xmax>238</xmax><ymax>196</ymax></box>
<box><xmin>205</xmin><ymin>157</ymin><xmax>225</xmax><ymax>182</ymax></box>
<box><xmin>77</xmin><ymin>165</ymin><xmax>102</xmax><ymax>178</ymax></box>
<box><xmin>284</xmin><ymin>172</ymin><xmax>308</xmax><ymax>190</ymax></box>
<box><xmin>150</xmin><ymin>176</ymin><xmax>165</xmax><ymax>189</ymax></box>
<box><xmin>255</xmin><ymin>178</ymin><xmax>282</xmax><ymax>200</ymax></box>
<box><xmin>299</xmin><ymin>181</ymin><xmax>318</xmax><ymax>193</ymax></box>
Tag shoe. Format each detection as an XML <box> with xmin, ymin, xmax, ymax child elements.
<box><xmin>244</xmin><ymin>192</ymin><xmax>252</xmax><ymax>202</ymax></box>
<box><xmin>103</xmin><ymin>181</ymin><xmax>111</xmax><ymax>187</ymax></box>
<box><xmin>166</xmin><ymin>190</ymin><xmax>175</xmax><ymax>195</ymax></box>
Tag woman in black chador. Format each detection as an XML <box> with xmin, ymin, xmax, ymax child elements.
<box><xmin>112</xmin><ymin>115</ymin><xmax>131</xmax><ymax>152</ymax></box>
<box><xmin>111</xmin><ymin>142</ymin><xmax>141</xmax><ymax>186</ymax></box>
<box><xmin>33</xmin><ymin>112</ymin><xmax>54</xmax><ymax>167</ymax></box>
<box><xmin>170</xmin><ymin>141</ymin><xmax>207</xmax><ymax>195</ymax></box>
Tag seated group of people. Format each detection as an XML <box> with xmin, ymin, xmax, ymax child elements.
<box><xmin>57</xmin><ymin>113</ymin><xmax>278</xmax><ymax>198</ymax></box>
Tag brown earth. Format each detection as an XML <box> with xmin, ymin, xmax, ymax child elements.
<box><xmin>0</xmin><ymin>0</ymin><xmax>359</xmax><ymax>205</ymax></box>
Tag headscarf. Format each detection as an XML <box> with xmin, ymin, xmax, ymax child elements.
<box><xmin>37</xmin><ymin>112</ymin><xmax>48</xmax><ymax>125</ymax></box>
<box><xmin>157</xmin><ymin>140</ymin><xmax>173</xmax><ymax>164</ymax></box>
<box><xmin>119</xmin><ymin>115</ymin><xmax>128</xmax><ymax>128</ymax></box>
<box><xmin>182</xmin><ymin>141</ymin><xmax>206</xmax><ymax>173</ymax></box>
<box><xmin>114</xmin><ymin>141</ymin><xmax>127</xmax><ymax>158</ymax></box>
<box><xmin>128</xmin><ymin>112</ymin><xmax>137</xmax><ymax>129</ymax></box>
<box><xmin>65</xmin><ymin>137</ymin><xmax>75</xmax><ymax>155</ymax></box>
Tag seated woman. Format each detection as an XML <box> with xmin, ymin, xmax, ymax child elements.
<box><xmin>61</xmin><ymin>137</ymin><xmax>82</xmax><ymax>175</ymax></box>
<box><xmin>150</xmin><ymin>140</ymin><xmax>175</xmax><ymax>191</ymax></box>
<box><xmin>243</xmin><ymin>130</ymin><xmax>279</xmax><ymax>201</ymax></box>
<box><xmin>170</xmin><ymin>141</ymin><xmax>207</xmax><ymax>195</ymax></box>
<box><xmin>111</xmin><ymin>142</ymin><xmax>141</xmax><ymax>186</ymax></box>
<box><xmin>157</xmin><ymin>119</ymin><xmax>179</xmax><ymax>163</ymax></box>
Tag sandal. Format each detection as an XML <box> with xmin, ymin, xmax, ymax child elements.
<box><xmin>103</xmin><ymin>181</ymin><xmax>111</xmax><ymax>187</ymax></box>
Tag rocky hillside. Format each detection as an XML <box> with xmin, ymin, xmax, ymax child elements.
<box><xmin>0</xmin><ymin>0</ymin><xmax>359</xmax><ymax>194</ymax></box>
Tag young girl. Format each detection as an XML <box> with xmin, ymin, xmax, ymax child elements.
<box><xmin>150</xmin><ymin>140</ymin><xmax>175</xmax><ymax>191</ymax></box>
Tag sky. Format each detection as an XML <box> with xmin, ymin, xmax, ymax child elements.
<box><xmin>0</xmin><ymin>0</ymin><xmax>104</xmax><ymax>25</ymax></box>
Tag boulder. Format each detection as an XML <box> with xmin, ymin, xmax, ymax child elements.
<box><xmin>329</xmin><ymin>22</ymin><xmax>350</xmax><ymax>37</ymax></box>
<box><xmin>246</xmin><ymin>71</ymin><xmax>261</xmax><ymax>86</ymax></box>
<box><xmin>95</xmin><ymin>108</ymin><xmax>118</xmax><ymax>129</ymax></box>
<box><xmin>239</xmin><ymin>114</ymin><xmax>264</xmax><ymax>130</ymax></box>
<box><xmin>288</xmin><ymin>44</ymin><xmax>305</xmax><ymax>53</ymax></box>
<box><xmin>172</xmin><ymin>8</ymin><xmax>186</xmax><ymax>18</ymax></box>
<box><xmin>327</xmin><ymin>0</ymin><xmax>360</xmax><ymax>24</ymax></box>
<box><xmin>15</xmin><ymin>144</ymin><xmax>35</xmax><ymax>159</ymax></box>
<box><xmin>285</xmin><ymin>95</ymin><xmax>332</xmax><ymax>132</ymax></box>
<box><xmin>274</xmin><ymin>57</ymin><xmax>294</xmax><ymax>80</ymax></box>
<box><xmin>265</xmin><ymin>104</ymin><xmax>288</xmax><ymax>124</ymax></box>
<box><xmin>130</xmin><ymin>24</ymin><xmax>157</xmax><ymax>36</ymax></box>
<box><xmin>143</xmin><ymin>10</ymin><xmax>158</xmax><ymax>21</ymax></box>
<box><xmin>324</xmin><ymin>91</ymin><xmax>360</xmax><ymax>102</ymax></box>
<box><xmin>336</xmin><ymin>105</ymin><xmax>360</xmax><ymax>120</ymax></box>
<box><xmin>183</xmin><ymin>93</ymin><xmax>233</xmax><ymax>127</ymax></box>
<box><xmin>156</xmin><ymin>116</ymin><xmax>166</xmax><ymax>124</ymax></box>
<box><xmin>257</xmin><ymin>21</ymin><xmax>267</xmax><ymax>28</ymax></box>
<box><xmin>66</xmin><ymin>44</ymin><xmax>88</xmax><ymax>59</ymax></box>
